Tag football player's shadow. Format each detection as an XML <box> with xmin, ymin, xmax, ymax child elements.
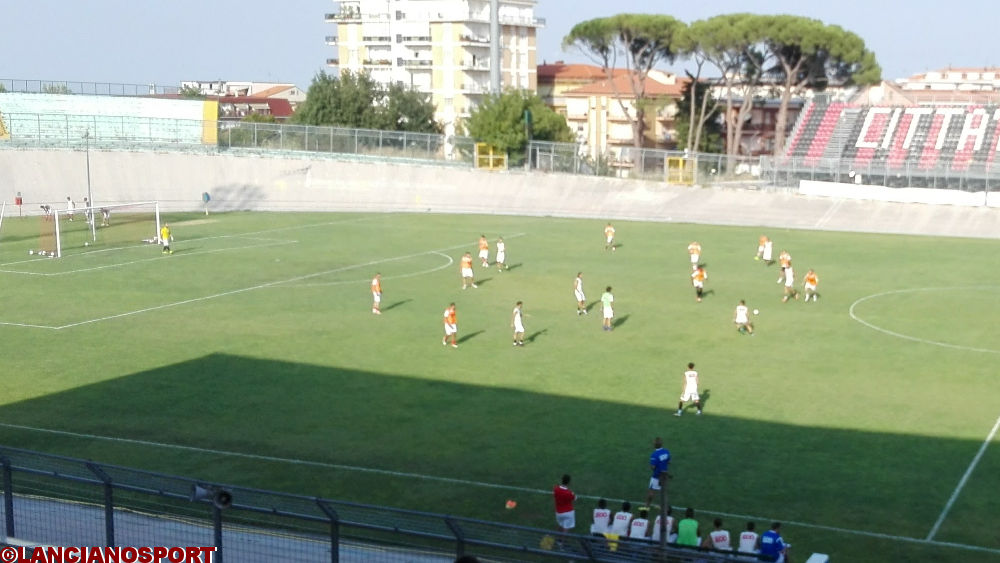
<box><xmin>612</xmin><ymin>314</ymin><xmax>630</xmax><ymax>329</ymax></box>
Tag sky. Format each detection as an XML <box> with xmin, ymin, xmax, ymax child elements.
<box><xmin>0</xmin><ymin>0</ymin><xmax>996</xmax><ymax>92</ymax></box>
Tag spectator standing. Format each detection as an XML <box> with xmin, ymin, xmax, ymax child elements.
<box><xmin>552</xmin><ymin>474</ymin><xmax>576</xmax><ymax>533</ymax></box>
<box><xmin>646</xmin><ymin>437</ymin><xmax>671</xmax><ymax>506</ymax></box>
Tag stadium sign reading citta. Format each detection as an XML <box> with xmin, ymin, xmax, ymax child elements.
<box><xmin>853</xmin><ymin>106</ymin><xmax>1000</xmax><ymax>154</ymax></box>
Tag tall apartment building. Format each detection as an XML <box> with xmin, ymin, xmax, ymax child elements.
<box><xmin>325</xmin><ymin>0</ymin><xmax>543</xmax><ymax>134</ymax></box>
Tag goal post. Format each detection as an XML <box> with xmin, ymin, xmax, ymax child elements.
<box><xmin>46</xmin><ymin>201</ymin><xmax>161</xmax><ymax>257</ymax></box>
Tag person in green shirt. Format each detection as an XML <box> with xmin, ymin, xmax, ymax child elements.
<box><xmin>600</xmin><ymin>286</ymin><xmax>614</xmax><ymax>331</ymax></box>
<box><xmin>676</xmin><ymin>507</ymin><xmax>700</xmax><ymax>547</ymax></box>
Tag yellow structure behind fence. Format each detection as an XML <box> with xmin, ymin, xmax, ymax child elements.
<box><xmin>475</xmin><ymin>143</ymin><xmax>507</xmax><ymax>170</ymax></box>
<box><xmin>666</xmin><ymin>157</ymin><xmax>695</xmax><ymax>185</ymax></box>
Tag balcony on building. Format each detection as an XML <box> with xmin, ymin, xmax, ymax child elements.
<box><xmin>461</xmin><ymin>83</ymin><xmax>490</xmax><ymax>95</ymax></box>
<box><xmin>460</xmin><ymin>59</ymin><xmax>490</xmax><ymax>71</ymax></box>
<box><xmin>325</xmin><ymin>35</ymin><xmax>338</xmax><ymax>45</ymax></box>
<box><xmin>326</xmin><ymin>58</ymin><xmax>340</xmax><ymax>67</ymax></box>
<box><xmin>398</xmin><ymin>58</ymin><xmax>433</xmax><ymax>68</ymax></box>
<box><xmin>399</xmin><ymin>35</ymin><xmax>432</xmax><ymax>45</ymax></box>
<box><xmin>363</xmin><ymin>59</ymin><xmax>393</xmax><ymax>67</ymax></box>
<box><xmin>362</xmin><ymin>35</ymin><xmax>392</xmax><ymax>44</ymax></box>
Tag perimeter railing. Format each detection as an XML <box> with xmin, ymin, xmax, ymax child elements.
<box><xmin>1</xmin><ymin>446</ymin><xmax>750</xmax><ymax>563</ymax></box>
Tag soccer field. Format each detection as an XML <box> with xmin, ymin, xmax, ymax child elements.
<box><xmin>1</xmin><ymin>211</ymin><xmax>998</xmax><ymax>562</ymax></box>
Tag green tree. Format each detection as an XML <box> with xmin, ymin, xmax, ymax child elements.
<box><xmin>686</xmin><ymin>14</ymin><xmax>766</xmax><ymax>159</ymax></box>
<box><xmin>563</xmin><ymin>14</ymin><xmax>686</xmax><ymax>148</ymax></box>
<box><xmin>0</xmin><ymin>83</ymin><xmax>7</xmax><ymax>93</ymax></box>
<box><xmin>674</xmin><ymin>75</ymin><xmax>723</xmax><ymax>153</ymax></box>
<box><xmin>464</xmin><ymin>90</ymin><xmax>573</xmax><ymax>161</ymax></box>
<box><xmin>379</xmin><ymin>82</ymin><xmax>441</xmax><ymax>133</ymax></box>
<box><xmin>41</xmin><ymin>83</ymin><xmax>72</xmax><ymax>94</ymax></box>
<box><xmin>293</xmin><ymin>71</ymin><xmax>440</xmax><ymax>133</ymax></box>
<box><xmin>179</xmin><ymin>85</ymin><xmax>205</xmax><ymax>99</ymax></box>
<box><xmin>760</xmin><ymin>15</ymin><xmax>880</xmax><ymax>155</ymax></box>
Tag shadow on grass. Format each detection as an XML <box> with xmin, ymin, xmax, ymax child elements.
<box><xmin>612</xmin><ymin>314</ymin><xmax>630</xmax><ymax>329</ymax></box>
<box><xmin>474</xmin><ymin>277</ymin><xmax>493</xmax><ymax>287</ymax></box>
<box><xmin>381</xmin><ymin>299</ymin><xmax>411</xmax><ymax>312</ymax></box>
<box><xmin>458</xmin><ymin>330</ymin><xmax>485</xmax><ymax>344</ymax></box>
<box><xmin>586</xmin><ymin>300</ymin><xmax>599</xmax><ymax>313</ymax></box>
<box><xmin>0</xmin><ymin>355</ymin><xmax>993</xmax><ymax>562</ymax></box>
<box><xmin>525</xmin><ymin>328</ymin><xmax>548</xmax><ymax>343</ymax></box>
<box><xmin>504</xmin><ymin>263</ymin><xmax>522</xmax><ymax>272</ymax></box>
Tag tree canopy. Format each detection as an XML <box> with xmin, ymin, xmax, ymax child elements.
<box><xmin>563</xmin><ymin>14</ymin><xmax>686</xmax><ymax>148</ymax></box>
<box><xmin>563</xmin><ymin>12</ymin><xmax>881</xmax><ymax>156</ymax></box>
<box><xmin>464</xmin><ymin>90</ymin><xmax>574</xmax><ymax>159</ymax></box>
<box><xmin>293</xmin><ymin>71</ymin><xmax>440</xmax><ymax>134</ymax></box>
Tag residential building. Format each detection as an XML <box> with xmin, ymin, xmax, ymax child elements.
<box><xmin>538</xmin><ymin>63</ymin><xmax>685</xmax><ymax>159</ymax></box>
<box><xmin>180</xmin><ymin>81</ymin><xmax>306</xmax><ymax>108</ymax></box>
<box><xmin>325</xmin><ymin>0</ymin><xmax>543</xmax><ymax>135</ymax></box>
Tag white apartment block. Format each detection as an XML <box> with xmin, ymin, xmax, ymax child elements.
<box><xmin>325</xmin><ymin>0</ymin><xmax>543</xmax><ymax>134</ymax></box>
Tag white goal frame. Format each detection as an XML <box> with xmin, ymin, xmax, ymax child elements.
<box><xmin>50</xmin><ymin>200</ymin><xmax>161</xmax><ymax>257</ymax></box>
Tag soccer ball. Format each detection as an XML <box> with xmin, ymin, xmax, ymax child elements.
<box><xmin>84</xmin><ymin>242</ymin><xmax>89</xmax><ymax>247</ymax></box>
<box><xmin>28</xmin><ymin>250</ymin><xmax>34</xmax><ymax>255</ymax></box>
<box><xmin>753</xmin><ymin>309</ymin><xmax>760</xmax><ymax>315</ymax></box>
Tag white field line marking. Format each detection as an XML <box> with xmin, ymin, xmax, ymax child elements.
<box><xmin>283</xmin><ymin>251</ymin><xmax>453</xmax><ymax>288</ymax></box>
<box><xmin>848</xmin><ymin>286</ymin><xmax>1000</xmax><ymax>354</ymax></box>
<box><xmin>0</xmin><ymin>238</ymin><xmax>298</xmax><ymax>276</ymax></box>
<box><xmin>0</xmin><ymin>422</ymin><xmax>997</xmax><ymax>556</ymax></box>
<box><xmin>4</xmin><ymin>234</ymin><xmax>525</xmax><ymax>330</ymax></box>
<box><xmin>926</xmin><ymin>413</ymin><xmax>1000</xmax><ymax>541</ymax></box>
<box><xmin>0</xmin><ymin>215</ymin><xmax>379</xmax><ymax>271</ymax></box>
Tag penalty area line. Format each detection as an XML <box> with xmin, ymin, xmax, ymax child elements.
<box><xmin>926</xmin><ymin>412</ymin><xmax>1000</xmax><ymax>541</ymax></box>
<box><xmin>46</xmin><ymin>233</ymin><xmax>525</xmax><ymax>330</ymax></box>
<box><xmin>0</xmin><ymin>422</ymin><xmax>997</xmax><ymax>555</ymax></box>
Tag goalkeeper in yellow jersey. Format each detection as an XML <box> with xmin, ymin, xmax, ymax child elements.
<box><xmin>160</xmin><ymin>223</ymin><xmax>173</xmax><ymax>255</ymax></box>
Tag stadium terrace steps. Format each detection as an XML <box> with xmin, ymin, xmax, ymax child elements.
<box><xmin>784</xmin><ymin>102</ymin><xmax>1000</xmax><ymax>174</ymax></box>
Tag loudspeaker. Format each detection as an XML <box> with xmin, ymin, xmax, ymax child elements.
<box><xmin>191</xmin><ymin>484</ymin><xmax>233</xmax><ymax>509</ymax></box>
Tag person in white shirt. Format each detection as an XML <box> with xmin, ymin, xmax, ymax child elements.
<box><xmin>628</xmin><ymin>507</ymin><xmax>650</xmax><ymax>540</ymax></box>
<box><xmin>650</xmin><ymin>507</ymin><xmax>677</xmax><ymax>543</ymax></box>
<box><xmin>734</xmin><ymin>300</ymin><xmax>754</xmax><ymax>335</ymax></box>
<box><xmin>703</xmin><ymin>517</ymin><xmax>732</xmax><ymax>551</ymax></box>
<box><xmin>590</xmin><ymin>499</ymin><xmax>611</xmax><ymax>535</ymax></box>
<box><xmin>675</xmin><ymin>362</ymin><xmax>702</xmax><ymax>416</ymax></box>
<box><xmin>495</xmin><ymin>237</ymin><xmax>507</xmax><ymax>271</ymax></box>
<box><xmin>738</xmin><ymin>521</ymin><xmax>760</xmax><ymax>555</ymax></box>
<box><xmin>574</xmin><ymin>272</ymin><xmax>587</xmax><ymax>315</ymax></box>
<box><xmin>608</xmin><ymin>501</ymin><xmax>633</xmax><ymax>536</ymax></box>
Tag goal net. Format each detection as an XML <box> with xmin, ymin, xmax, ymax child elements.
<box><xmin>40</xmin><ymin>201</ymin><xmax>161</xmax><ymax>257</ymax></box>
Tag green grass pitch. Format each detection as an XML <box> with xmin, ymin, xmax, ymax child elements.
<box><xmin>0</xmin><ymin>211</ymin><xmax>998</xmax><ymax>562</ymax></box>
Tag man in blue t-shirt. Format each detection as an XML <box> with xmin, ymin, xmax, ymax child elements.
<box><xmin>645</xmin><ymin>437</ymin><xmax>671</xmax><ymax>505</ymax></box>
<box><xmin>760</xmin><ymin>521</ymin><xmax>790</xmax><ymax>562</ymax></box>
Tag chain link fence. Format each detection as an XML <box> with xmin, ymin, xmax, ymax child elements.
<box><xmin>529</xmin><ymin>141</ymin><xmax>764</xmax><ymax>185</ymax></box>
<box><xmin>1</xmin><ymin>447</ymin><xmax>750</xmax><ymax>563</ymax></box>
<box><xmin>762</xmin><ymin>155</ymin><xmax>1000</xmax><ymax>191</ymax></box>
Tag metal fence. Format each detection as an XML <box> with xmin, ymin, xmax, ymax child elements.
<box><xmin>0</xmin><ymin>447</ymin><xmax>751</xmax><ymax>563</ymax></box>
<box><xmin>0</xmin><ymin>79</ymin><xmax>179</xmax><ymax>97</ymax></box>
<box><xmin>529</xmin><ymin>141</ymin><xmax>764</xmax><ymax>184</ymax></box>
<box><xmin>762</xmin><ymin>154</ymin><xmax>1000</xmax><ymax>191</ymax></box>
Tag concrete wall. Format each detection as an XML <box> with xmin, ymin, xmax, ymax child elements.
<box><xmin>800</xmin><ymin>179</ymin><xmax>999</xmax><ymax>207</ymax></box>
<box><xmin>1</xmin><ymin>149</ymin><xmax>998</xmax><ymax>240</ymax></box>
